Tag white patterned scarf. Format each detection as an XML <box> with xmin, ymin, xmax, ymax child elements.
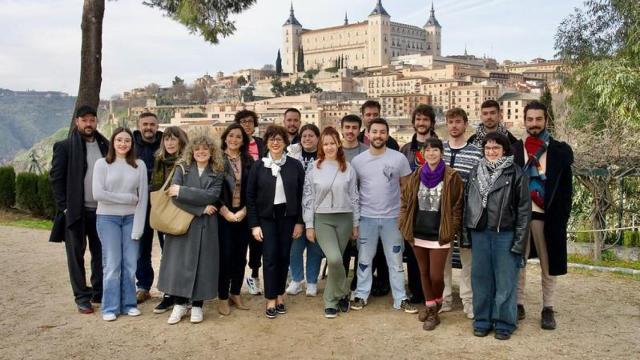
<box><xmin>476</xmin><ymin>155</ymin><xmax>514</xmax><ymax>208</ymax></box>
<box><xmin>472</xmin><ymin>123</ymin><xmax>511</xmax><ymax>148</ymax></box>
<box><xmin>262</xmin><ymin>152</ymin><xmax>287</xmax><ymax>177</ymax></box>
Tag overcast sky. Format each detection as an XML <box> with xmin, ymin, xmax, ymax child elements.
<box><xmin>0</xmin><ymin>0</ymin><xmax>584</xmax><ymax>98</ymax></box>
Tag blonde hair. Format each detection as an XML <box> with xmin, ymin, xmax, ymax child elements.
<box><xmin>179</xmin><ymin>134</ymin><xmax>224</xmax><ymax>173</ymax></box>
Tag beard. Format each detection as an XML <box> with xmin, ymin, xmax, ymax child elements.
<box><xmin>78</xmin><ymin>126</ymin><xmax>94</xmax><ymax>137</ymax></box>
<box><xmin>527</xmin><ymin>127</ymin><xmax>544</xmax><ymax>136</ymax></box>
<box><xmin>370</xmin><ymin>138</ymin><xmax>386</xmax><ymax>149</ymax></box>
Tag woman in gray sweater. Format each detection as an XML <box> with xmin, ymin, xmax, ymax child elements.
<box><xmin>92</xmin><ymin>127</ymin><xmax>148</xmax><ymax>321</ymax></box>
<box><xmin>302</xmin><ymin>127</ymin><xmax>359</xmax><ymax>318</ymax></box>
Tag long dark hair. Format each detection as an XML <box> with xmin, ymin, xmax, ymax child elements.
<box><xmin>105</xmin><ymin>127</ymin><xmax>138</xmax><ymax>168</ymax></box>
<box><xmin>220</xmin><ymin>123</ymin><xmax>253</xmax><ymax>165</ymax></box>
<box><xmin>155</xmin><ymin>126</ymin><xmax>188</xmax><ymax>160</ymax></box>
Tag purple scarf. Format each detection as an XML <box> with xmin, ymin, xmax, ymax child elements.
<box><xmin>420</xmin><ymin>160</ymin><xmax>445</xmax><ymax>188</ymax></box>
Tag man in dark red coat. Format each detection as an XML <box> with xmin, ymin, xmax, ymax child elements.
<box><xmin>513</xmin><ymin>101</ymin><xmax>574</xmax><ymax>330</ymax></box>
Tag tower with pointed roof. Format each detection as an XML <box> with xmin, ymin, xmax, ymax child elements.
<box><xmin>367</xmin><ymin>0</ymin><xmax>391</xmax><ymax>67</ymax></box>
<box><xmin>423</xmin><ymin>2</ymin><xmax>442</xmax><ymax>56</ymax></box>
<box><xmin>282</xmin><ymin>2</ymin><xmax>302</xmax><ymax>74</ymax></box>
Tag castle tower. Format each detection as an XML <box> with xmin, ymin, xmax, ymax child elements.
<box><xmin>282</xmin><ymin>2</ymin><xmax>302</xmax><ymax>74</ymax></box>
<box><xmin>367</xmin><ymin>0</ymin><xmax>391</xmax><ymax>67</ymax></box>
<box><xmin>423</xmin><ymin>2</ymin><xmax>442</xmax><ymax>56</ymax></box>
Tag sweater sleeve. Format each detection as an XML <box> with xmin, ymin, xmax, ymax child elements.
<box><xmin>92</xmin><ymin>159</ymin><xmax>139</xmax><ymax>205</ymax></box>
<box><xmin>349</xmin><ymin>166</ymin><xmax>360</xmax><ymax>227</ymax></box>
<box><xmin>131</xmin><ymin>161</ymin><xmax>148</xmax><ymax>240</ymax></box>
<box><xmin>301</xmin><ymin>163</ymin><xmax>316</xmax><ymax>229</ymax></box>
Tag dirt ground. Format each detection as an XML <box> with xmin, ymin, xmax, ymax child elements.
<box><xmin>1</xmin><ymin>225</ymin><xmax>638</xmax><ymax>360</ymax></box>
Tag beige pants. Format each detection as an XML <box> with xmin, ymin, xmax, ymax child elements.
<box><xmin>443</xmin><ymin>247</ymin><xmax>472</xmax><ymax>305</ymax></box>
<box><xmin>517</xmin><ymin>219</ymin><xmax>557</xmax><ymax>308</ymax></box>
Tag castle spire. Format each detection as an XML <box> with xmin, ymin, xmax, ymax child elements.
<box><xmin>283</xmin><ymin>1</ymin><xmax>302</xmax><ymax>26</ymax></box>
<box><xmin>369</xmin><ymin>0</ymin><xmax>390</xmax><ymax>17</ymax></box>
<box><xmin>425</xmin><ymin>1</ymin><xmax>441</xmax><ymax>27</ymax></box>
<box><xmin>344</xmin><ymin>11</ymin><xmax>348</xmax><ymax>25</ymax></box>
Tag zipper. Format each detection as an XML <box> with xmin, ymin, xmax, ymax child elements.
<box><xmin>496</xmin><ymin>179</ymin><xmax>508</xmax><ymax>232</ymax></box>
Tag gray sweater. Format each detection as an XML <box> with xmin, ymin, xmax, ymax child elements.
<box><xmin>92</xmin><ymin>158</ymin><xmax>148</xmax><ymax>239</ymax></box>
<box><xmin>302</xmin><ymin>160</ymin><xmax>359</xmax><ymax>229</ymax></box>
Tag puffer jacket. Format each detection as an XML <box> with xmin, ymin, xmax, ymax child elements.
<box><xmin>462</xmin><ymin>163</ymin><xmax>531</xmax><ymax>255</ymax></box>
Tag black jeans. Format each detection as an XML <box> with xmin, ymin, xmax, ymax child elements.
<box><xmin>136</xmin><ymin>203</ymin><xmax>154</xmax><ymax>291</ymax></box>
<box><xmin>218</xmin><ymin>212</ymin><xmax>250</xmax><ymax>299</ymax></box>
<box><xmin>64</xmin><ymin>209</ymin><xmax>102</xmax><ymax>305</ymax></box>
<box><xmin>260</xmin><ymin>205</ymin><xmax>296</xmax><ymax>300</ymax></box>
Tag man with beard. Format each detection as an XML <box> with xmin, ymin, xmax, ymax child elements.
<box><xmin>341</xmin><ymin>114</ymin><xmax>368</xmax><ymax>162</ymax></box>
<box><xmin>357</xmin><ymin>100</ymin><xmax>399</xmax><ymax>150</ymax></box>
<box><xmin>50</xmin><ymin>105</ymin><xmax>109</xmax><ymax>313</ymax></box>
<box><xmin>399</xmin><ymin>104</ymin><xmax>439</xmax><ymax>304</ymax></box>
<box><xmin>350</xmin><ymin>118</ymin><xmax>417</xmax><ymax>314</ymax></box>
<box><xmin>467</xmin><ymin>100</ymin><xmax>517</xmax><ymax>148</ymax></box>
<box><xmin>283</xmin><ymin>108</ymin><xmax>301</xmax><ymax>144</ymax></box>
<box><xmin>514</xmin><ymin>101</ymin><xmax>573</xmax><ymax>330</ymax></box>
<box><xmin>441</xmin><ymin>108</ymin><xmax>482</xmax><ymax>318</ymax></box>
<box><xmin>132</xmin><ymin>112</ymin><xmax>162</xmax><ymax>303</ymax></box>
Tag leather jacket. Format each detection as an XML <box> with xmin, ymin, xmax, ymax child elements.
<box><xmin>462</xmin><ymin>163</ymin><xmax>531</xmax><ymax>255</ymax></box>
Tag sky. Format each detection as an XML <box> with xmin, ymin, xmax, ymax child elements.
<box><xmin>0</xmin><ymin>0</ymin><xmax>585</xmax><ymax>98</ymax></box>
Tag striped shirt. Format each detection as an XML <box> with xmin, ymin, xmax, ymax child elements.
<box><xmin>443</xmin><ymin>141</ymin><xmax>482</xmax><ymax>183</ymax></box>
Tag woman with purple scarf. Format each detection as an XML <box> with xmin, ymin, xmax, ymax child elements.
<box><xmin>399</xmin><ymin>138</ymin><xmax>464</xmax><ymax>331</ymax></box>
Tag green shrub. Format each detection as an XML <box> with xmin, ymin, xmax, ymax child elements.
<box><xmin>622</xmin><ymin>231</ymin><xmax>639</xmax><ymax>247</ymax></box>
<box><xmin>575</xmin><ymin>231</ymin><xmax>592</xmax><ymax>243</ymax></box>
<box><xmin>0</xmin><ymin>166</ymin><xmax>16</xmax><ymax>208</ymax></box>
<box><xmin>37</xmin><ymin>173</ymin><xmax>56</xmax><ymax>219</ymax></box>
<box><xmin>15</xmin><ymin>172</ymin><xmax>41</xmax><ymax>215</ymax></box>
<box><xmin>601</xmin><ymin>249</ymin><xmax>618</xmax><ymax>262</ymax></box>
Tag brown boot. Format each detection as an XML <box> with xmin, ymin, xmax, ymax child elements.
<box><xmin>418</xmin><ymin>308</ymin><xmax>428</xmax><ymax>322</ymax></box>
<box><xmin>218</xmin><ymin>299</ymin><xmax>231</xmax><ymax>315</ymax></box>
<box><xmin>229</xmin><ymin>295</ymin><xmax>249</xmax><ymax>310</ymax></box>
<box><xmin>423</xmin><ymin>306</ymin><xmax>440</xmax><ymax>331</ymax></box>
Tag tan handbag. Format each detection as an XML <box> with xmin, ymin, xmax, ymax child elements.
<box><xmin>149</xmin><ymin>165</ymin><xmax>194</xmax><ymax>235</ymax></box>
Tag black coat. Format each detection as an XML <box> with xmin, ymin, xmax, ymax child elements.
<box><xmin>246</xmin><ymin>157</ymin><xmax>305</xmax><ymax>228</ymax></box>
<box><xmin>49</xmin><ymin>130</ymin><xmax>109</xmax><ymax>242</ymax></box>
<box><xmin>216</xmin><ymin>154</ymin><xmax>254</xmax><ymax>210</ymax></box>
<box><xmin>513</xmin><ymin>137</ymin><xmax>574</xmax><ymax>275</ymax></box>
<box><xmin>133</xmin><ymin>130</ymin><xmax>162</xmax><ymax>183</ymax></box>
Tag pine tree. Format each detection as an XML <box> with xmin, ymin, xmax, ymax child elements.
<box><xmin>276</xmin><ymin>50</ymin><xmax>283</xmax><ymax>76</ymax></box>
<box><xmin>540</xmin><ymin>86</ymin><xmax>555</xmax><ymax>132</ymax></box>
<box><xmin>297</xmin><ymin>46</ymin><xmax>305</xmax><ymax>72</ymax></box>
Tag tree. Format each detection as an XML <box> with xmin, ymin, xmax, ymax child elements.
<box><xmin>540</xmin><ymin>86</ymin><xmax>555</xmax><ymax>132</ymax></box>
<box><xmin>71</xmin><ymin>0</ymin><xmax>256</xmax><ymax>130</ymax></box>
<box><xmin>275</xmin><ymin>50</ymin><xmax>283</xmax><ymax>76</ymax></box>
<box><xmin>145</xmin><ymin>82</ymin><xmax>161</xmax><ymax>97</ymax></box>
<box><xmin>191</xmin><ymin>83</ymin><xmax>208</xmax><ymax>104</ymax></box>
<box><xmin>171</xmin><ymin>76</ymin><xmax>186</xmax><ymax>99</ymax></box>
<box><xmin>297</xmin><ymin>46</ymin><xmax>304</xmax><ymax>73</ymax></box>
<box><xmin>237</xmin><ymin>75</ymin><xmax>248</xmax><ymax>87</ymax></box>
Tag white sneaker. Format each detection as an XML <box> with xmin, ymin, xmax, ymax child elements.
<box><xmin>168</xmin><ymin>304</ymin><xmax>188</xmax><ymax>325</ymax></box>
<box><xmin>245</xmin><ymin>276</ymin><xmax>263</xmax><ymax>295</ymax></box>
<box><xmin>190</xmin><ymin>306</ymin><xmax>203</xmax><ymax>323</ymax></box>
<box><xmin>102</xmin><ymin>313</ymin><xmax>116</xmax><ymax>321</ymax></box>
<box><xmin>306</xmin><ymin>283</ymin><xmax>317</xmax><ymax>297</ymax></box>
<box><xmin>127</xmin><ymin>308</ymin><xmax>141</xmax><ymax>317</ymax></box>
<box><xmin>286</xmin><ymin>280</ymin><xmax>304</xmax><ymax>295</ymax></box>
<box><xmin>438</xmin><ymin>301</ymin><xmax>453</xmax><ymax>314</ymax></box>
<box><xmin>463</xmin><ymin>302</ymin><xmax>474</xmax><ymax>319</ymax></box>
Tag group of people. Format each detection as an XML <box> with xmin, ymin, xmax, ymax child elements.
<box><xmin>50</xmin><ymin>98</ymin><xmax>573</xmax><ymax>340</ymax></box>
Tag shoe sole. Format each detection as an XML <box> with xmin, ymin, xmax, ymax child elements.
<box><xmin>325</xmin><ymin>314</ymin><xmax>338</xmax><ymax>319</ymax></box>
<box><xmin>350</xmin><ymin>305</ymin><xmax>364</xmax><ymax>310</ymax></box>
<box><xmin>404</xmin><ymin>309</ymin><xmax>419</xmax><ymax>314</ymax></box>
<box><xmin>153</xmin><ymin>307</ymin><xmax>172</xmax><ymax>314</ymax></box>
<box><xmin>191</xmin><ymin>318</ymin><xmax>203</xmax><ymax>323</ymax></box>
<box><xmin>541</xmin><ymin>324</ymin><xmax>556</xmax><ymax>330</ymax></box>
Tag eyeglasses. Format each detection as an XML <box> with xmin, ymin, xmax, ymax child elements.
<box><xmin>239</xmin><ymin>118</ymin><xmax>254</xmax><ymax>124</ymax></box>
<box><xmin>268</xmin><ymin>137</ymin><xmax>284</xmax><ymax>143</ymax></box>
<box><xmin>484</xmin><ymin>146</ymin><xmax>503</xmax><ymax>152</ymax></box>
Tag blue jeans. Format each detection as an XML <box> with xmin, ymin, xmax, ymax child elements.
<box><xmin>354</xmin><ymin>217</ymin><xmax>407</xmax><ymax>308</ymax></box>
<box><xmin>471</xmin><ymin>230</ymin><xmax>520</xmax><ymax>334</ymax></box>
<box><xmin>97</xmin><ymin>214</ymin><xmax>139</xmax><ymax>315</ymax></box>
<box><xmin>289</xmin><ymin>234</ymin><xmax>324</xmax><ymax>284</ymax></box>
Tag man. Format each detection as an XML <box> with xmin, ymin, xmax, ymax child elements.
<box><xmin>357</xmin><ymin>100</ymin><xmax>399</xmax><ymax>150</ymax></box>
<box><xmin>340</xmin><ymin>114</ymin><xmax>368</xmax><ymax>162</ymax></box>
<box><xmin>350</xmin><ymin>118</ymin><xmax>417</xmax><ymax>314</ymax></box>
<box><xmin>131</xmin><ymin>112</ymin><xmax>162</xmax><ymax>304</ymax></box>
<box><xmin>514</xmin><ymin>101</ymin><xmax>573</xmax><ymax>330</ymax></box>
<box><xmin>467</xmin><ymin>100</ymin><xmax>518</xmax><ymax>148</ymax></box>
<box><xmin>235</xmin><ymin>109</ymin><xmax>266</xmax><ymax>160</ymax></box>
<box><xmin>283</xmin><ymin>108</ymin><xmax>301</xmax><ymax>144</ymax></box>
<box><xmin>441</xmin><ymin>108</ymin><xmax>482</xmax><ymax>318</ymax></box>
<box><xmin>50</xmin><ymin>105</ymin><xmax>109</xmax><ymax>314</ymax></box>
<box><xmin>399</xmin><ymin>104</ymin><xmax>439</xmax><ymax>304</ymax></box>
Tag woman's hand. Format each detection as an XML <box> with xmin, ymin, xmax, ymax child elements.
<box><xmin>235</xmin><ymin>208</ymin><xmax>247</xmax><ymax>222</ymax></box>
<box><xmin>306</xmin><ymin>228</ymin><xmax>315</xmax><ymax>242</ymax></box>
<box><xmin>351</xmin><ymin>226</ymin><xmax>359</xmax><ymax>240</ymax></box>
<box><xmin>292</xmin><ymin>224</ymin><xmax>304</xmax><ymax>239</ymax></box>
<box><xmin>252</xmin><ymin>226</ymin><xmax>263</xmax><ymax>242</ymax></box>
<box><xmin>168</xmin><ymin>184</ymin><xmax>180</xmax><ymax>197</ymax></box>
<box><xmin>203</xmin><ymin>205</ymin><xmax>216</xmax><ymax>216</ymax></box>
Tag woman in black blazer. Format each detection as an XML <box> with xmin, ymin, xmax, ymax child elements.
<box><xmin>247</xmin><ymin>125</ymin><xmax>305</xmax><ymax>319</ymax></box>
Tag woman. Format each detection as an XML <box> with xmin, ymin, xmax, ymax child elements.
<box><xmin>463</xmin><ymin>132</ymin><xmax>530</xmax><ymax>340</ymax></box>
<box><xmin>247</xmin><ymin>125</ymin><xmax>305</xmax><ymax>319</ymax></box>
<box><xmin>92</xmin><ymin>127</ymin><xmax>148</xmax><ymax>321</ymax></box>
<box><xmin>286</xmin><ymin>123</ymin><xmax>324</xmax><ymax>297</ymax></box>
<box><xmin>149</xmin><ymin>126</ymin><xmax>188</xmax><ymax>315</ymax></box>
<box><xmin>302</xmin><ymin>127</ymin><xmax>359</xmax><ymax>318</ymax></box>
<box><xmin>399</xmin><ymin>138</ymin><xmax>464</xmax><ymax>331</ymax></box>
<box><xmin>215</xmin><ymin>124</ymin><xmax>254</xmax><ymax>316</ymax></box>
<box><xmin>157</xmin><ymin>134</ymin><xmax>224</xmax><ymax>325</ymax></box>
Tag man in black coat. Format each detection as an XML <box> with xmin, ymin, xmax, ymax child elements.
<box><xmin>50</xmin><ymin>105</ymin><xmax>109</xmax><ymax>314</ymax></box>
<box><xmin>467</xmin><ymin>100</ymin><xmax>518</xmax><ymax>147</ymax></box>
<box><xmin>133</xmin><ymin>112</ymin><xmax>162</xmax><ymax>304</ymax></box>
<box><xmin>357</xmin><ymin>100</ymin><xmax>399</xmax><ymax>151</ymax></box>
<box><xmin>513</xmin><ymin>101</ymin><xmax>574</xmax><ymax>330</ymax></box>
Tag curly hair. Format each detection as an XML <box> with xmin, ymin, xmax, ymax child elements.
<box><xmin>179</xmin><ymin>134</ymin><xmax>224</xmax><ymax>173</ymax></box>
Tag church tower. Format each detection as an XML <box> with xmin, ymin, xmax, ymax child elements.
<box><xmin>423</xmin><ymin>2</ymin><xmax>442</xmax><ymax>56</ymax></box>
<box><xmin>367</xmin><ymin>0</ymin><xmax>391</xmax><ymax>67</ymax></box>
<box><xmin>282</xmin><ymin>3</ymin><xmax>302</xmax><ymax>74</ymax></box>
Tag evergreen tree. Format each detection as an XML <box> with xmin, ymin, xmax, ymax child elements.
<box><xmin>276</xmin><ymin>50</ymin><xmax>283</xmax><ymax>76</ymax></box>
<box><xmin>540</xmin><ymin>86</ymin><xmax>555</xmax><ymax>132</ymax></box>
<box><xmin>297</xmin><ymin>46</ymin><xmax>305</xmax><ymax>72</ymax></box>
